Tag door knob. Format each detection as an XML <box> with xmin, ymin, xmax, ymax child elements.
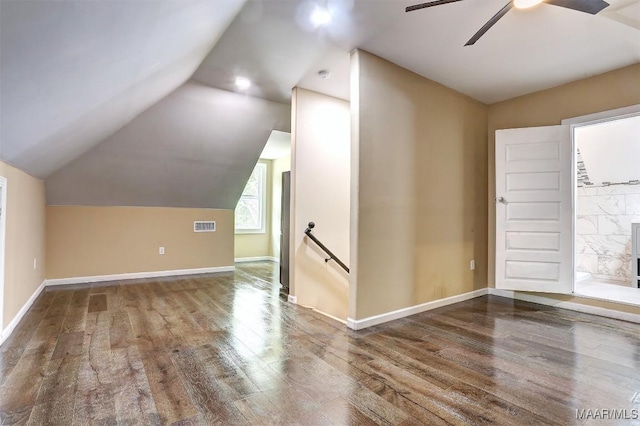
<box><xmin>497</xmin><ymin>197</ymin><xmax>507</xmax><ymax>204</ymax></box>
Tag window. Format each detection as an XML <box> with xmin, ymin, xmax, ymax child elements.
<box><xmin>235</xmin><ymin>162</ymin><xmax>266</xmax><ymax>233</ymax></box>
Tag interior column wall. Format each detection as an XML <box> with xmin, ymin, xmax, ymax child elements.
<box><xmin>351</xmin><ymin>50</ymin><xmax>488</xmax><ymax>321</ymax></box>
<box><xmin>290</xmin><ymin>88</ymin><xmax>350</xmax><ymax>320</ymax></box>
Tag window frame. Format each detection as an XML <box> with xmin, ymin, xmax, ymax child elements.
<box><xmin>235</xmin><ymin>162</ymin><xmax>267</xmax><ymax>234</ymax></box>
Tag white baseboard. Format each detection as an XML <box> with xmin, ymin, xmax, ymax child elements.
<box><xmin>45</xmin><ymin>266</ymin><xmax>235</xmax><ymax>287</ymax></box>
<box><xmin>489</xmin><ymin>288</ymin><xmax>640</xmax><ymax>324</ymax></box>
<box><xmin>347</xmin><ymin>288</ymin><xmax>489</xmax><ymax>330</ymax></box>
<box><xmin>1</xmin><ymin>266</ymin><xmax>236</xmax><ymax>347</ymax></box>
<box><xmin>290</xmin><ymin>297</ymin><xmax>347</xmax><ymax>324</ymax></box>
<box><xmin>5</xmin><ymin>277</ymin><xmax>638</xmax><ymax>349</ymax></box>
<box><xmin>314</xmin><ymin>309</ymin><xmax>347</xmax><ymax>325</ymax></box>
<box><xmin>235</xmin><ymin>256</ymin><xmax>279</xmax><ymax>263</ymax></box>
<box><xmin>0</xmin><ymin>280</ymin><xmax>46</xmax><ymax>346</ymax></box>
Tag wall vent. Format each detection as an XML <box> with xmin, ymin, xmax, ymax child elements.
<box><xmin>194</xmin><ymin>221</ymin><xmax>216</xmax><ymax>232</ymax></box>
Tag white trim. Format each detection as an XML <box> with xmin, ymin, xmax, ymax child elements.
<box><xmin>489</xmin><ymin>288</ymin><xmax>640</xmax><ymax>324</ymax></box>
<box><xmin>234</xmin><ymin>256</ymin><xmax>279</xmax><ymax>263</ymax></box>
<box><xmin>564</xmin><ymin>104</ymin><xmax>640</xmax><ymax>298</ymax></box>
<box><xmin>562</xmin><ymin>104</ymin><xmax>640</xmax><ymax>126</ymax></box>
<box><xmin>0</xmin><ymin>176</ymin><xmax>6</xmax><ymax>332</ymax></box>
<box><xmin>1</xmin><ymin>266</ymin><xmax>236</xmax><ymax>347</ymax></box>
<box><xmin>346</xmin><ymin>288</ymin><xmax>489</xmax><ymax>330</ymax></box>
<box><xmin>287</xmin><ymin>294</ymin><xmax>297</xmax><ymax>304</ymax></box>
<box><xmin>293</xmin><ymin>299</ymin><xmax>347</xmax><ymax>324</ymax></box>
<box><xmin>571</xmin><ymin>122</ymin><xmax>577</xmax><ymax>295</ymax></box>
<box><xmin>313</xmin><ymin>309</ymin><xmax>346</xmax><ymax>325</ymax></box>
<box><xmin>0</xmin><ymin>280</ymin><xmax>46</xmax><ymax>347</ymax></box>
<box><xmin>44</xmin><ymin>266</ymin><xmax>235</xmax><ymax>287</ymax></box>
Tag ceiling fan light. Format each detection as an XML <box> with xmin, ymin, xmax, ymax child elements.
<box><xmin>514</xmin><ymin>0</ymin><xmax>543</xmax><ymax>9</ymax></box>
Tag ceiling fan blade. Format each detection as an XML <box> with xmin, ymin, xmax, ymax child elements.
<box><xmin>406</xmin><ymin>0</ymin><xmax>463</xmax><ymax>13</ymax></box>
<box><xmin>464</xmin><ymin>1</ymin><xmax>513</xmax><ymax>46</ymax></box>
<box><xmin>545</xmin><ymin>0</ymin><xmax>609</xmax><ymax>15</ymax></box>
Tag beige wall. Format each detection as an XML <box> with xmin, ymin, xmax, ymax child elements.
<box><xmin>270</xmin><ymin>155</ymin><xmax>291</xmax><ymax>259</ymax></box>
<box><xmin>0</xmin><ymin>161</ymin><xmax>46</xmax><ymax>328</ymax></box>
<box><xmin>351</xmin><ymin>50</ymin><xmax>488</xmax><ymax>320</ymax></box>
<box><xmin>234</xmin><ymin>159</ymin><xmax>273</xmax><ymax>259</ymax></box>
<box><xmin>291</xmin><ymin>88</ymin><xmax>350</xmax><ymax>320</ymax></box>
<box><xmin>47</xmin><ymin>206</ymin><xmax>233</xmax><ymax>279</ymax></box>
<box><xmin>487</xmin><ymin>63</ymin><xmax>640</xmax><ymax>314</ymax></box>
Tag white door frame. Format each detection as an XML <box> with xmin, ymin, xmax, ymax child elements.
<box><xmin>0</xmin><ymin>176</ymin><xmax>7</xmax><ymax>332</ymax></box>
<box><xmin>562</xmin><ymin>104</ymin><xmax>640</xmax><ymax>292</ymax></box>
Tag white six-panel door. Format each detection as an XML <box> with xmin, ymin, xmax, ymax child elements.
<box><xmin>495</xmin><ymin>125</ymin><xmax>573</xmax><ymax>293</ymax></box>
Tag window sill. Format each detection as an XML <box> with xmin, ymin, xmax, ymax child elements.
<box><xmin>235</xmin><ymin>229</ymin><xmax>267</xmax><ymax>235</ymax></box>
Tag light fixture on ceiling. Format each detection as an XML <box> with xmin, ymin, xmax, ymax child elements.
<box><xmin>514</xmin><ymin>0</ymin><xmax>543</xmax><ymax>9</ymax></box>
<box><xmin>406</xmin><ymin>0</ymin><xmax>608</xmax><ymax>46</ymax></box>
<box><xmin>310</xmin><ymin>6</ymin><xmax>332</xmax><ymax>27</ymax></box>
<box><xmin>317</xmin><ymin>69</ymin><xmax>331</xmax><ymax>79</ymax></box>
<box><xmin>235</xmin><ymin>76</ymin><xmax>251</xmax><ymax>90</ymax></box>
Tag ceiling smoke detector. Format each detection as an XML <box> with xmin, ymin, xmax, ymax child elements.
<box><xmin>317</xmin><ymin>69</ymin><xmax>331</xmax><ymax>79</ymax></box>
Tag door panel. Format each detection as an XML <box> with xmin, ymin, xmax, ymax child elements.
<box><xmin>506</xmin><ymin>232</ymin><xmax>560</xmax><ymax>251</ymax></box>
<box><xmin>495</xmin><ymin>125</ymin><xmax>573</xmax><ymax>293</ymax></box>
<box><xmin>506</xmin><ymin>202</ymin><xmax>560</xmax><ymax>221</ymax></box>
<box><xmin>506</xmin><ymin>172</ymin><xmax>560</xmax><ymax>191</ymax></box>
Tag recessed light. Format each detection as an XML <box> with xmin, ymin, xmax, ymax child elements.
<box><xmin>311</xmin><ymin>7</ymin><xmax>332</xmax><ymax>27</ymax></box>
<box><xmin>235</xmin><ymin>76</ymin><xmax>251</xmax><ymax>90</ymax></box>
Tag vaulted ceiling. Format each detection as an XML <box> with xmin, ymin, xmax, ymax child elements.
<box><xmin>45</xmin><ymin>82</ymin><xmax>290</xmax><ymax>208</ymax></box>
<box><xmin>1</xmin><ymin>0</ymin><xmax>638</xmax><ymax>208</ymax></box>
<box><xmin>0</xmin><ymin>0</ymin><xmax>245</xmax><ymax>179</ymax></box>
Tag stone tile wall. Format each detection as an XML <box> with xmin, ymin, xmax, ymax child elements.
<box><xmin>577</xmin><ymin>184</ymin><xmax>640</xmax><ymax>283</ymax></box>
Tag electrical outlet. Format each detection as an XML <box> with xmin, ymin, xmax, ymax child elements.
<box><xmin>159</xmin><ymin>247</ymin><xmax>165</xmax><ymax>255</ymax></box>
<box><xmin>33</xmin><ymin>258</ymin><xmax>37</xmax><ymax>270</ymax></box>
<box><xmin>470</xmin><ymin>260</ymin><xmax>475</xmax><ymax>271</ymax></box>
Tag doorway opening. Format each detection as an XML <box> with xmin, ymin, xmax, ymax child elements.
<box><xmin>494</xmin><ymin>105</ymin><xmax>639</xmax><ymax>302</ymax></box>
<box><xmin>570</xmin><ymin>111</ymin><xmax>640</xmax><ymax>305</ymax></box>
<box><xmin>233</xmin><ymin>130</ymin><xmax>291</xmax><ymax>294</ymax></box>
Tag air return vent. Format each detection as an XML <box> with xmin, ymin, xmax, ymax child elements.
<box><xmin>194</xmin><ymin>221</ymin><xmax>216</xmax><ymax>232</ymax></box>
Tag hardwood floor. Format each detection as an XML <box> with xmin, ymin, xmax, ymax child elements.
<box><xmin>1</xmin><ymin>261</ymin><xmax>640</xmax><ymax>425</ymax></box>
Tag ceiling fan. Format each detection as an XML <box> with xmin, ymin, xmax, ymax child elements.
<box><xmin>405</xmin><ymin>0</ymin><xmax>610</xmax><ymax>46</ymax></box>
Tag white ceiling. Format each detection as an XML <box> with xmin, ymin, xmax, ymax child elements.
<box><xmin>0</xmin><ymin>0</ymin><xmax>244</xmax><ymax>178</ymax></box>
<box><xmin>260</xmin><ymin>130</ymin><xmax>291</xmax><ymax>159</ymax></box>
<box><xmin>364</xmin><ymin>0</ymin><xmax>640</xmax><ymax>104</ymax></box>
<box><xmin>1</xmin><ymin>0</ymin><xmax>639</xmax><ymax>187</ymax></box>
<box><xmin>194</xmin><ymin>0</ymin><xmax>640</xmax><ymax>105</ymax></box>
<box><xmin>191</xmin><ymin>0</ymin><xmax>385</xmax><ymax>103</ymax></box>
<box><xmin>577</xmin><ymin>114</ymin><xmax>640</xmax><ymax>185</ymax></box>
<box><xmin>46</xmin><ymin>82</ymin><xmax>290</xmax><ymax>208</ymax></box>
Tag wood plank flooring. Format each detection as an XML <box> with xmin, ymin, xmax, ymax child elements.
<box><xmin>1</xmin><ymin>261</ymin><xmax>640</xmax><ymax>425</ymax></box>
